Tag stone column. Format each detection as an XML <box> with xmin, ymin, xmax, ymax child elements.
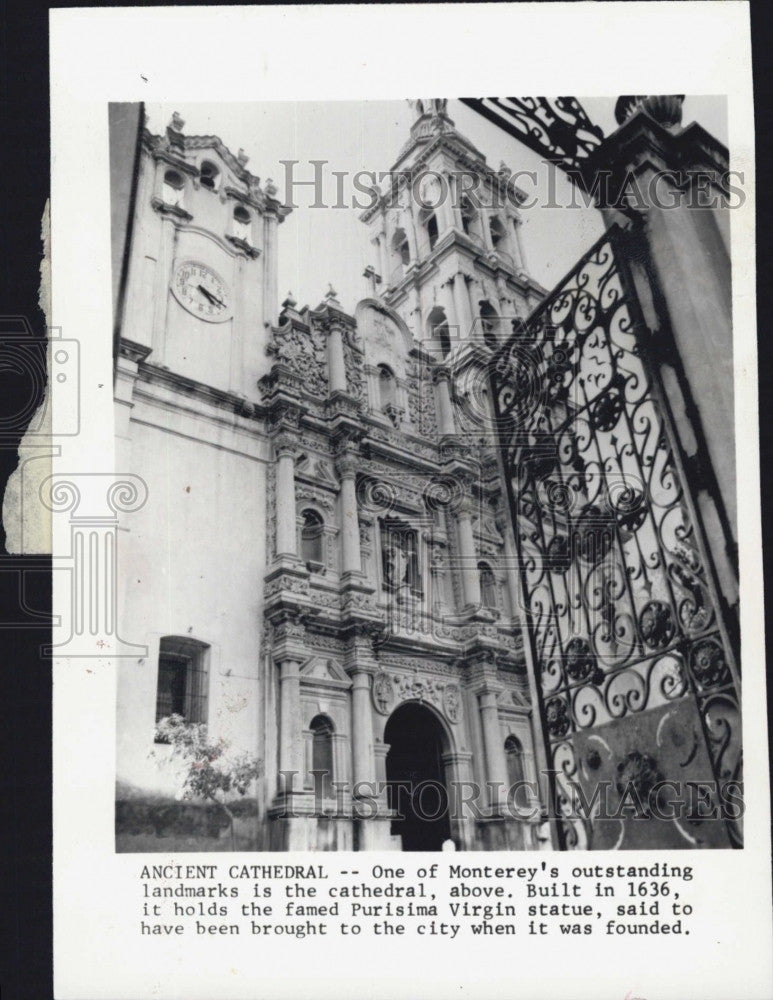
<box><xmin>452</xmin><ymin>272</ymin><xmax>474</xmax><ymax>340</ymax></box>
<box><xmin>511</xmin><ymin>216</ymin><xmax>527</xmax><ymax>272</ymax></box>
<box><xmin>478</xmin><ymin>687</ymin><xmax>509</xmax><ymax>808</ymax></box>
<box><xmin>278</xmin><ymin>658</ymin><xmax>302</xmax><ymax>794</ymax></box>
<box><xmin>337</xmin><ymin>452</ymin><xmax>362</xmax><ymax>575</ymax></box>
<box><xmin>457</xmin><ymin>501</ymin><xmax>481</xmax><ymax>608</ymax></box>
<box><xmin>263</xmin><ymin>211</ymin><xmax>279</xmax><ymax>327</ymax></box>
<box><xmin>374</xmin><ymin>228</ymin><xmax>387</xmax><ymax>282</ymax></box>
<box><xmin>350</xmin><ymin>669</ymin><xmax>374</xmax><ymax>794</ymax></box>
<box><xmin>274</xmin><ymin>437</ymin><xmax>298</xmax><ymax>557</ymax></box>
<box><xmin>497</xmin><ymin>515</ymin><xmax>522</xmax><ymax>622</ymax></box>
<box><xmin>446</xmin><ymin>173</ymin><xmax>462</xmax><ymax>232</ymax></box>
<box><xmin>433</xmin><ymin>366</ymin><xmax>456</xmax><ymax>436</ymax></box>
<box><xmin>327</xmin><ymin>321</ymin><xmax>347</xmax><ymax>394</ymax></box>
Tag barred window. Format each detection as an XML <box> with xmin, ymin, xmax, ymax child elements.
<box><xmin>155</xmin><ymin>636</ymin><xmax>210</xmax><ymax>734</ymax></box>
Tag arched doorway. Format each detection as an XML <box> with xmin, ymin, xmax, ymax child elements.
<box><xmin>384</xmin><ymin>702</ymin><xmax>451</xmax><ymax>851</ymax></box>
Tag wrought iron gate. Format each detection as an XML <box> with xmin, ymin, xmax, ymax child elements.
<box><xmin>489</xmin><ymin>225</ymin><xmax>742</xmax><ymax>849</ymax></box>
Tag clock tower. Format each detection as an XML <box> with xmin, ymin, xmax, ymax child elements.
<box><xmin>117</xmin><ymin>111</ymin><xmax>290</xmax><ymax>396</ymax></box>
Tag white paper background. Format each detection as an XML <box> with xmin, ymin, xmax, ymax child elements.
<box><xmin>50</xmin><ymin>4</ymin><xmax>769</xmax><ymax>999</ymax></box>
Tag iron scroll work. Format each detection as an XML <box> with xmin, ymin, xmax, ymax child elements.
<box><xmin>459</xmin><ymin>97</ymin><xmax>604</xmax><ymax>178</ymax></box>
<box><xmin>489</xmin><ymin>227</ymin><xmax>741</xmax><ymax>850</ymax></box>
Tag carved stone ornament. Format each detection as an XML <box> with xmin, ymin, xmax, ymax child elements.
<box><xmin>268</xmin><ymin>322</ymin><xmax>328</xmax><ymax>398</ymax></box>
<box><xmin>372</xmin><ymin>672</ymin><xmax>396</xmax><ymax>715</ymax></box>
<box><xmin>443</xmin><ymin>683</ymin><xmax>462</xmax><ymax>723</ymax></box>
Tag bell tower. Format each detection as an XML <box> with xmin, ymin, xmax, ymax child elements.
<box><xmin>361</xmin><ymin>99</ymin><xmax>543</xmax><ymax>360</ymax></box>
<box><xmin>118</xmin><ymin>112</ymin><xmax>290</xmax><ymax>397</ymax></box>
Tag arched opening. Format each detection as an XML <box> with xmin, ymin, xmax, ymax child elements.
<box><xmin>391</xmin><ymin>227</ymin><xmax>410</xmax><ymax>267</ymax></box>
<box><xmin>420</xmin><ymin>208</ymin><xmax>439</xmax><ymax>252</ymax></box>
<box><xmin>199</xmin><ymin>160</ymin><xmax>220</xmax><ymax>191</ymax></box>
<box><xmin>378</xmin><ymin>364</ymin><xmax>397</xmax><ymax>411</ymax></box>
<box><xmin>460</xmin><ymin>196</ymin><xmax>480</xmax><ymax>240</ymax></box>
<box><xmin>505</xmin><ymin>734</ymin><xmax>525</xmax><ymax>788</ymax></box>
<box><xmin>427</xmin><ymin>306</ymin><xmax>451</xmax><ymax>358</ymax></box>
<box><xmin>162</xmin><ymin>169</ymin><xmax>184</xmax><ymax>207</ymax></box>
<box><xmin>489</xmin><ymin>214</ymin><xmax>506</xmax><ymax>251</ymax></box>
<box><xmin>310</xmin><ymin>714</ymin><xmax>335</xmax><ymax>801</ymax></box>
<box><xmin>479</xmin><ymin>300</ymin><xmax>500</xmax><ymax>349</ymax></box>
<box><xmin>384</xmin><ymin>702</ymin><xmax>451</xmax><ymax>851</ymax></box>
<box><xmin>478</xmin><ymin>561</ymin><xmax>498</xmax><ymax>608</ymax></box>
<box><xmin>300</xmin><ymin>509</ymin><xmax>325</xmax><ymax>568</ymax></box>
<box><xmin>233</xmin><ymin>204</ymin><xmax>252</xmax><ymax>243</ymax></box>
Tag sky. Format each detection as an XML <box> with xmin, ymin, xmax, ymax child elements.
<box><xmin>144</xmin><ymin>97</ymin><xmax>727</xmax><ymax>316</ymax></box>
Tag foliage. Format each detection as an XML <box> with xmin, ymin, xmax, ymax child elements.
<box><xmin>153</xmin><ymin>715</ymin><xmax>262</xmax><ymax>847</ymax></box>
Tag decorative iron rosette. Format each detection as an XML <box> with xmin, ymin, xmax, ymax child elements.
<box><xmin>546</xmin><ymin>697</ymin><xmax>571</xmax><ymax>738</ymax></box>
<box><xmin>564</xmin><ymin>637</ymin><xmax>603</xmax><ymax>685</ymax></box>
<box><xmin>639</xmin><ymin>600</ymin><xmax>676</xmax><ymax>650</ymax></box>
<box><xmin>591</xmin><ymin>388</ymin><xmax>624</xmax><ymax>432</ymax></box>
<box><xmin>689</xmin><ymin>637</ymin><xmax>730</xmax><ymax>690</ymax></box>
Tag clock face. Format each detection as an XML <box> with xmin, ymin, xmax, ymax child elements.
<box><xmin>171</xmin><ymin>260</ymin><xmax>233</xmax><ymax>323</ymax></box>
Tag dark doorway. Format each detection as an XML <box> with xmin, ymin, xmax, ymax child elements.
<box><xmin>384</xmin><ymin>702</ymin><xmax>451</xmax><ymax>851</ymax></box>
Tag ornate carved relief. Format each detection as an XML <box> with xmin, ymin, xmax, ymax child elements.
<box><xmin>268</xmin><ymin>322</ymin><xmax>328</xmax><ymax>397</ymax></box>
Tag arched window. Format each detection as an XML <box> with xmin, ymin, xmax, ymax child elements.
<box><xmin>479</xmin><ymin>561</ymin><xmax>498</xmax><ymax>608</ymax></box>
<box><xmin>155</xmin><ymin>636</ymin><xmax>210</xmax><ymax>737</ymax></box>
<box><xmin>420</xmin><ymin>208</ymin><xmax>439</xmax><ymax>251</ymax></box>
<box><xmin>428</xmin><ymin>306</ymin><xmax>451</xmax><ymax>358</ymax></box>
<box><xmin>199</xmin><ymin>160</ymin><xmax>220</xmax><ymax>191</ymax></box>
<box><xmin>505</xmin><ymin>735</ymin><xmax>525</xmax><ymax>787</ymax></box>
<box><xmin>301</xmin><ymin>509</ymin><xmax>325</xmax><ymax>567</ymax></box>
<box><xmin>310</xmin><ymin>715</ymin><xmax>335</xmax><ymax>800</ymax></box>
<box><xmin>233</xmin><ymin>204</ymin><xmax>252</xmax><ymax>243</ymax></box>
<box><xmin>489</xmin><ymin>214</ymin><xmax>506</xmax><ymax>250</ymax></box>
<box><xmin>162</xmin><ymin>169</ymin><xmax>184</xmax><ymax>207</ymax></box>
<box><xmin>460</xmin><ymin>196</ymin><xmax>478</xmax><ymax>237</ymax></box>
<box><xmin>378</xmin><ymin>364</ymin><xmax>397</xmax><ymax>411</ymax></box>
<box><xmin>479</xmin><ymin>301</ymin><xmax>499</xmax><ymax>350</ymax></box>
<box><xmin>391</xmin><ymin>228</ymin><xmax>410</xmax><ymax>266</ymax></box>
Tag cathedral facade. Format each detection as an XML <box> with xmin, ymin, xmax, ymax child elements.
<box><xmin>113</xmin><ymin>96</ymin><xmax>740</xmax><ymax>853</ymax></box>
<box><xmin>113</xmin><ymin>101</ymin><xmax>552</xmax><ymax>851</ymax></box>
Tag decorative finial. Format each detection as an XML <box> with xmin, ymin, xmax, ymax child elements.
<box><xmin>409</xmin><ymin>98</ymin><xmax>448</xmax><ymax>120</ymax></box>
<box><xmin>325</xmin><ymin>283</ymin><xmax>338</xmax><ymax>302</ymax></box>
<box><xmin>282</xmin><ymin>291</ymin><xmax>297</xmax><ymax>310</ymax></box>
<box><xmin>498</xmin><ymin>160</ymin><xmax>512</xmax><ymax>178</ymax></box>
<box><xmin>169</xmin><ymin>111</ymin><xmax>185</xmax><ymax>132</ymax></box>
<box><xmin>237</xmin><ymin>148</ymin><xmax>249</xmax><ymax>167</ymax></box>
<box><xmin>264</xmin><ymin>177</ymin><xmax>278</xmax><ymax>197</ymax></box>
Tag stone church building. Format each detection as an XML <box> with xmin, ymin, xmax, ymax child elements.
<box><xmin>113</xmin><ymin>100</ymin><xmax>553</xmax><ymax>851</ymax></box>
<box><xmin>112</xmin><ymin>97</ymin><xmax>739</xmax><ymax>852</ymax></box>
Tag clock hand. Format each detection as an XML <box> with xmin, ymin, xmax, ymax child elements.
<box><xmin>197</xmin><ymin>284</ymin><xmax>225</xmax><ymax>308</ymax></box>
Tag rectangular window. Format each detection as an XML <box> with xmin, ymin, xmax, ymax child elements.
<box><xmin>155</xmin><ymin>637</ymin><xmax>210</xmax><ymax>733</ymax></box>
